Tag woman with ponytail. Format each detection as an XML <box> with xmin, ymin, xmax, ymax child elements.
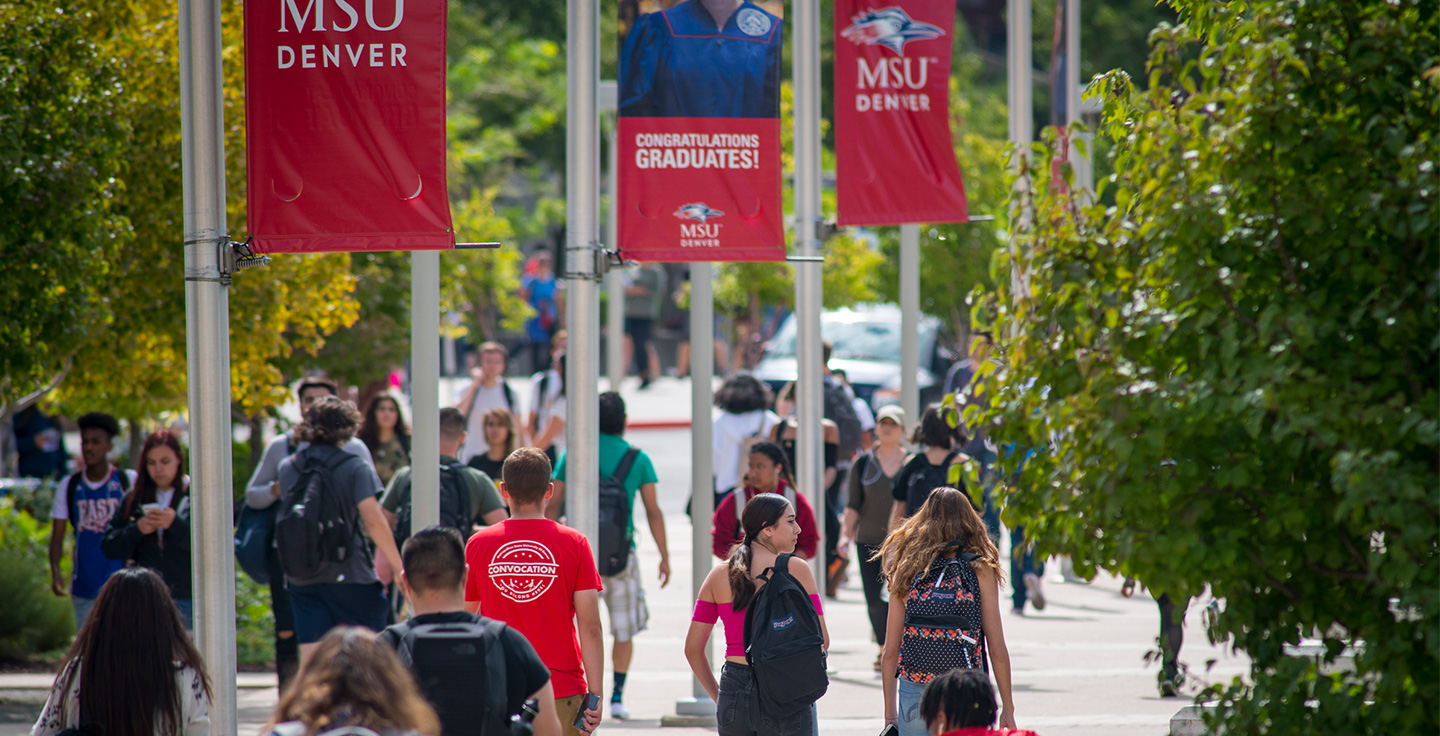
<box><xmin>877</xmin><ymin>487</ymin><xmax>1017</xmax><ymax>736</ymax></box>
<box><xmin>685</xmin><ymin>493</ymin><xmax>829</xmax><ymax>736</ymax></box>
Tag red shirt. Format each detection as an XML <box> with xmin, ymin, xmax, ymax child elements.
<box><xmin>465</xmin><ymin>518</ymin><xmax>603</xmax><ymax>698</ymax></box>
<box><xmin>710</xmin><ymin>480</ymin><xmax>820</xmax><ymax>560</ymax></box>
<box><xmin>939</xmin><ymin>729</ymin><xmax>1039</xmax><ymax>736</ymax></box>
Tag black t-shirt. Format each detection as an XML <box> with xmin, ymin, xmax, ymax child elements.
<box><xmin>892</xmin><ymin>450</ymin><xmax>965</xmax><ymax>517</ymax></box>
<box><xmin>468</xmin><ymin>453</ymin><xmax>506</xmax><ymax>482</ymax></box>
<box><xmin>380</xmin><ymin>611</ymin><xmax>550</xmax><ymax>719</ymax></box>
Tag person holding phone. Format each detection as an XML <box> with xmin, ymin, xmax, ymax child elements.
<box><xmin>101</xmin><ymin>431</ymin><xmax>195</xmax><ymax>630</ymax></box>
<box><xmin>684</xmin><ymin>492</ymin><xmax>829</xmax><ymax>736</ymax></box>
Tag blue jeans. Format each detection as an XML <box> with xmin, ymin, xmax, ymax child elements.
<box><xmin>716</xmin><ymin>663</ymin><xmax>818</xmax><ymax>736</ymax></box>
<box><xmin>1010</xmin><ymin>526</ymin><xmax>1045</xmax><ymax>609</ymax></box>
<box><xmin>72</xmin><ymin>596</ymin><xmax>97</xmax><ymax>629</ymax></box>
<box><xmin>896</xmin><ymin>678</ymin><xmax>929</xmax><ymax>736</ymax></box>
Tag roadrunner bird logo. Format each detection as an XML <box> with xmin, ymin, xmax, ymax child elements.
<box><xmin>673</xmin><ymin>203</ymin><xmax>725</xmax><ymax>222</ymax></box>
<box><xmin>841</xmin><ymin>7</ymin><xmax>945</xmax><ymax>56</ymax></box>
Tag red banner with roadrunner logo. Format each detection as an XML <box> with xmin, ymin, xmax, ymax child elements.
<box><xmin>244</xmin><ymin>0</ymin><xmax>453</xmax><ymax>253</ymax></box>
<box><xmin>834</xmin><ymin>1</ymin><xmax>968</xmax><ymax>226</ymax></box>
<box><xmin>617</xmin><ymin>0</ymin><xmax>786</xmax><ymax>262</ymax></box>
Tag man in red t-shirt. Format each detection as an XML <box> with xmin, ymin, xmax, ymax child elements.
<box><xmin>466</xmin><ymin>447</ymin><xmax>604</xmax><ymax>734</ymax></box>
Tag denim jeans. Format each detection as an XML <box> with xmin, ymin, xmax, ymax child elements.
<box><xmin>716</xmin><ymin>663</ymin><xmax>818</xmax><ymax>736</ymax></box>
<box><xmin>896</xmin><ymin>678</ymin><xmax>929</xmax><ymax>736</ymax></box>
<box><xmin>174</xmin><ymin>598</ymin><xmax>194</xmax><ymax>632</ymax></box>
<box><xmin>71</xmin><ymin>596</ymin><xmax>97</xmax><ymax>629</ymax></box>
<box><xmin>1010</xmin><ymin>525</ymin><xmax>1046</xmax><ymax>609</ymax></box>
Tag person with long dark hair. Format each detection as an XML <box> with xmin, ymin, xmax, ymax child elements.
<box><xmin>710</xmin><ymin>441</ymin><xmax>820</xmax><ymax>561</ymax></box>
<box><xmin>101</xmin><ymin>430</ymin><xmax>195</xmax><ymax>629</ymax></box>
<box><xmin>357</xmin><ymin>394</ymin><xmax>411</xmax><ymax>487</ymax></box>
<box><xmin>685</xmin><ymin>493</ymin><xmax>828</xmax><ymax>736</ymax></box>
<box><xmin>919</xmin><ymin>668</ymin><xmax>1038</xmax><ymax>736</ymax></box>
<box><xmin>711</xmin><ymin>373</ymin><xmax>779</xmax><ymax>505</ymax></box>
<box><xmin>262</xmin><ymin>627</ymin><xmax>440</xmax><ymax>736</ymax></box>
<box><xmin>467</xmin><ymin>407</ymin><xmax>521</xmax><ymax>481</ymax></box>
<box><xmin>32</xmin><ymin>567</ymin><xmax>213</xmax><ymax>736</ymax></box>
<box><xmin>878</xmin><ymin>488</ymin><xmax>1017</xmax><ymax>736</ymax></box>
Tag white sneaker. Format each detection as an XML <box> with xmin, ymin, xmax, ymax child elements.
<box><xmin>1024</xmin><ymin>572</ymin><xmax>1046</xmax><ymax>611</ymax></box>
<box><xmin>610</xmin><ymin>702</ymin><xmax>631</xmax><ymax>720</ymax></box>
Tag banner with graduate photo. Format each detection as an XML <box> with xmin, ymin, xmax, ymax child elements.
<box><xmin>617</xmin><ymin>0</ymin><xmax>786</xmax><ymax>262</ymax></box>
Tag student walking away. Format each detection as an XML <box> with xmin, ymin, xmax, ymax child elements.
<box><xmin>711</xmin><ymin>442</ymin><xmax>820</xmax><ymax>561</ymax></box>
<box><xmin>274</xmin><ymin>397</ymin><xmax>404</xmax><ymax>666</ymax></box>
<box><xmin>711</xmin><ymin>373</ymin><xmax>780</xmax><ymax>507</ymax></box>
<box><xmin>878</xmin><ymin>488</ymin><xmax>1018</xmax><ymax>736</ymax></box>
<box><xmin>529</xmin><ymin>354</ymin><xmax>569</xmax><ymax>465</ymax></box>
<box><xmin>456</xmin><ymin>342</ymin><xmax>520</xmax><ymax>462</ymax></box>
<box><xmin>622</xmin><ymin>264</ymin><xmax>665</xmax><ymax>389</ymax></box>
<box><xmin>527</xmin><ymin>331</ymin><xmax>567</xmax><ymax>463</ymax></box>
<box><xmin>890</xmin><ymin>405</ymin><xmax>971</xmax><ymax>530</ymax></box>
<box><xmin>836</xmin><ymin>405</ymin><xmax>907</xmax><ymax>670</ymax></box>
<box><xmin>49</xmin><ymin>412</ymin><xmax>134</xmax><ymax>627</ymax></box>
<box><xmin>919</xmin><ymin>669</ymin><xmax>1038</xmax><ymax>736</ymax></box>
<box><xmin>11</xmin><ymin>405</ymin><xmax>69</xmax><ymax>480</ymax></box>
<box><xmin>100</xmin><ymin>431</ymin><xmax>195</xmax><ymax>630</ymax></box>
<box><xmin>549</xmin><ymin>392</ymin><xmax>670</xmax><ymax>721</ymax></box>
<box><xmin>519</xmin><ymin>250</ymin><xmax>562</xmax><ymax>374</ymax></box>
<box><xmin>466</xmin><ymin>448</ymin><xmax>604</xmax><ymax>735</ymax></box>
<box><xmin>770</xmin><ymin>382</ymin><xmax>841</xmax><ymax>497</ymax></box>
<box><xmin>831</xmin><ymin>368</ymin><xmax>876</xmax><ymax>452</ymax></box>
<box><xmin>32</xmin><ymin>567</ymin><xmax>213</xmax><ymax>736</ymax></box>
<box><xmin>685</xmin><ymin>493</ymin><xmax>829</xmax><ymax>736</ymax></box>
<box><xmin>261</xmin><ymin>627</ymin><xmax>440</xmax><ymax>736</ymax></box>
<box><xmin>468</xmin><ymin>407</ymin><xmax>521</xmax><ymax>482</ymax></box>
<box><xmin>380</xmin><ymin>526</ymin><xmax>562</xmax><ymax>736</ymax></box>
<box><xmin>359</xmin><ymin>394</ymin><xmax>412</xmax><ymax>488</ymax></box>
<box><xmin>382</xmin><ymin>407</ymin><xmax>509</xmax><ymax>546</ymax></box>
<box><xmin>244</xmin><ymin>378</ymin><xmax>376</xmax><ymax>689</ymax></box>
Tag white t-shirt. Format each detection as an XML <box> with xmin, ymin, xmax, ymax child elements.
<box><xmin>852</xmin><ymin>396</ymin><xmax>876</xmax><ymax>432</ymax></box>
<box><xmin>712</xmin><ymin>409</ymin><xmax>781</xmax><ymax>493</ymax></box>
<box><xmin>529</xmin><ymin>369</ymin><xmax>564</xmax><ymax>448</ymax></box>
<box><xmin>50</xmin><ymin>467</ymin><xmax>139</xmax><ymax>520</ymax></box>
<box><xmin>460</xmin><ymin>380</ymin><xmax>512</xmax><ymax>462</ymax></box>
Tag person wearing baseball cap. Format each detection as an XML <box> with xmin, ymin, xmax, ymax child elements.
<box><xmin>837</xmin><ymin>404</ymin><xmax>909</xmax><ymax>670</ymax></box>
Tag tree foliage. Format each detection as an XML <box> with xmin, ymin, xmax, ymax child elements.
<box><xmin>0</xmin><ymin>3</ymin><xmax>131</xmax><ymax>411</ymax></box>
<box><xmin>974</xmin><ymin>0</ymin><xmax>1438</xmax><ymax>731</ymax></box>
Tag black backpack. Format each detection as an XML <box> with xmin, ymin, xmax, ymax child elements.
<box><xmin>382</xmin><ymin>616</ymin><xmax>513</xmax><ymax>736</ymax></box>
<box><xmin>899</xmin><ymin>543</ymin><xmax>989</xmax><ymax>676</ymax></box>
<box><xmin>903</xmin><ymin>450</ymin><xmax>964</xmax><ymax>517</ymax></box>
<box><xmin>274</xmin><ymin>448</ymin><xmax>361</xmax><ymax>583</ymax></box>
<box><xmin>597</xmin><ymin>448</ymin><xmax>641</xmax><ymax>577</ymax></box>
<box><xmin>743</xmin><ymin>553</ymin><xmax>828</xmax><ymax>717</ymax></box>
<box><xmin>822</xmin><ymin>378</ymin><xmax>864</xmax><ymax>462</ymax></box>
<box><xmin>393</xmin><ymin>461</ymin><xmax>474</xmax><ymax>549</ymax></box>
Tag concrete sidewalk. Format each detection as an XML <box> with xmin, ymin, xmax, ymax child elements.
<box><xmin>437</xmin><ymin>374</ymin><xmax>708</xmax><ymax>429</ymax></box>
<box><xmin>0</xmin><ymin>514</ymin><xmax>1248</xmax><ymax>736</ymax></box>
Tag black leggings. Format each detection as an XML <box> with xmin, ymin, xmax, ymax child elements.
<box><xmin>858</xmin><ymin>542</ymin><xmax>887</xmax><ymax>646</ymax></box>
<box><xmin>265</xmin><ymin>547</ymin><xmax>299</xmax><ymax>690</ymax></box>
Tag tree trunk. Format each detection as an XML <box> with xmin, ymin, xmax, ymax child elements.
<box><xmin>127</xmin><ymin>419</ymin><xmax>144</xmax><ymax>470</ymax></box>
<box><xmin>248</xmin><ymin>414</ymin><xmax>265</xmax><ymax>468</ymax></box>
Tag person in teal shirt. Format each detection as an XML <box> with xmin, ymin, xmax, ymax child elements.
<box><xmin>549</xmin><ymin>391</ymin><xmax>670</xmax><ymax>721</ymax></box>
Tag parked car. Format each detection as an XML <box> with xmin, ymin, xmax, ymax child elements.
<box><xmin>752</xmin><ymin>304</ymin><xmax>956</xmax><ymax>412</ymax></box>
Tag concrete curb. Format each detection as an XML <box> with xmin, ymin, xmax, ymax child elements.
<box><xmin>628</xmin><ymin>420</ymin><xmax>693</xmax><ymax>430</ymax></box>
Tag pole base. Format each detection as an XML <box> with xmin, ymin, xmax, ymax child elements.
<box><xmin>664</xmin><ymin>696</ymin><xmax>717</xmax><ymax>727</ymax></box>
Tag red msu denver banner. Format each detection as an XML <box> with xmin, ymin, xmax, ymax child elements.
<box><xmin>244</xmin><ymin>0</ymin><xmax>453</xmax><ymax>253</ymax></box>
<box><xmin>834</xmin><ymin>1</ymin><xmax>968</xmax><ymax>226</ymax></box>
<box><xmin>617</xmin><ymin>0</ymin><xmax>786</xmax><ymax>262</ymax></box>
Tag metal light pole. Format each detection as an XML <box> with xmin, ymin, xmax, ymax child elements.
<box><xmin>410</xmin><ymin>251</ymin><xmax>440</xmax><ymax>533</ymax></box>
<box><xmin>899</xmin><ymin>224</ymin><xmax>921</xmax><ymax>422</ymax></box>
<box><xmin>601</xmin><ymin>82</ymin><xmax>626</xmax><ymax>392</ymax></box>
<box><xmin>677</xmin><ymin>262</ymin><xmax>716</xmax><ymax>716</ymax></box>
<box><xmin>793</xmin><ymin>0</ymin><xmax>825</xmax><ymax>584</ymax></box>
<box><xmin>564</xmin><ymin>0</ymin><xmax>601</xmax><ymax>553</ymax></box>
<box><xmin>179</xmin><ymin>0</ymin><xmax>235</xmax><ymax>731</ymax></box>
<box><xmin>1007</xmin><ymin>0</ymin><xmax>1034</xmax><ymax>311</ymax></box>
<box><xmin>1065</xmin><ymin>0</ymin><xmax>1092</xmax><ymax>196</ymax></box>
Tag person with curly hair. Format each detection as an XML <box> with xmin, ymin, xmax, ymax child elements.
<box><xmin>878</xmin><ymin>487</ymin><xmax>1018</xmax><ymax>736</ymax></box>
<box><xmin>278</xmin><ymin>397</ymin><xmax>404</xmax><ymax>666</ymax></box>
<box><xmin>262</xmin><ymin>627</ymin><xmax>440</xmax><ymax>736</ymax></box>
<box><xmin>32</xmin><ymin>567</ymin><xmax>213</xmax><ymax>736</ymax></box>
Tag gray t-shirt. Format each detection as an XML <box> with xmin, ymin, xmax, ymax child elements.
<box><xmin>276</xmin><ymin>444</ymin><xmax>384</xmax><ymax>586</ymax></box>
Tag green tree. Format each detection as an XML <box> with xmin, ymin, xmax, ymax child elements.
<box><xmin>974</xmin><ymin>0</ymin><xmax>1438</xmax><ymax>731</ymax></box>
<box><xmin>0</xmin><ymin>2</ymin><xmax>131</xmax><ymax>439</ymax></box>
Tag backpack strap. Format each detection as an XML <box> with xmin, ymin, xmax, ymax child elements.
<box><xmin>117</xmin><ymin>468</ymin><xmax>130</xmax><ymax>492</ymax></box>
<box><xmin>501</xmin><ymin>381</ymin><xmax>516</xmax><ymax>413</ymax></box>
<box><xmin>442</xmin><ymin>460</ymin><xmax>475</xmax><ymax>525</ymax></box>
<box><xmin>612</xmin><ymin>447</ymin><xmax>641</xmax><ymax>487</ymax></box>
<box><xmin>64</xmin><ymin>473</ymin><xmax>82</xmax><ymax>530</ymax></box>
<box><xmin>385</xmin><ymin>620</ymin><xmax>416</xmax><ymax>668</ymax></box>
<box><xmin>480</xmin><ymin>618</ymin><xmax>510</xmax><ymax>732</ymax></box>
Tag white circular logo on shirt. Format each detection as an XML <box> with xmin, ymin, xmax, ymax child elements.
<box><xmin>489</xmin><ymin>540</ymin><xmax>559</xmax><ymax>603</ymax></box>
<box><xmin>736</xmin><ymin>8</ymin><xmax>772</xmax><ymax>37</ymax></box>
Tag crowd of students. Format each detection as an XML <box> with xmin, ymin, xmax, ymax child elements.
<box><xmin>33</xmin><ymin>331</ymin><xmax>1197</xmax><ymax>736</ymax></box>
